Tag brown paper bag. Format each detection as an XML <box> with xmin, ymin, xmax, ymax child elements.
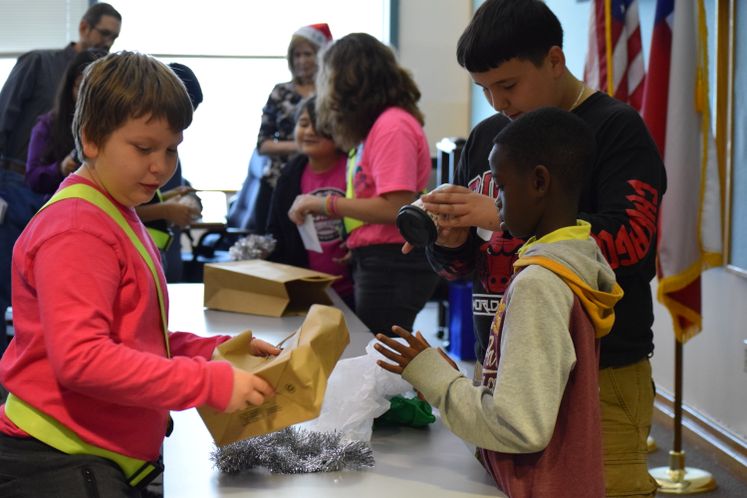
<box><xmin>197</xmin><ymin>304</ymin><xmax>350</xmax><ymax>446</ymax></box>
<box><xmin>203</xmin><ymin>259</ymin><xmax>338</xmax><ymax>316</ymax></box>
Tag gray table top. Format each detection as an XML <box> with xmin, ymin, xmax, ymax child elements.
<box><xmin>164</xmin><ymin>283</ymin><xmax>499</xmax><ymax>498</ymax></box>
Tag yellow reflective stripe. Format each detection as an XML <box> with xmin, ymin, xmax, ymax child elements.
<box><xmin>41</xmin><ymin>184</ymin><xmax>170</xmax><ymax>357</ymax></box>
<box><xmin>344</xmin><ymin>147</ymin><xmax>364</xmax><ymax>234</ymax></box>
<box><xmin>146</xmin><ymin>227</ymin><xmax>172</xmax><ymax>250</ymax></box>
<box><xmin>5</xmin><ymin>394</ymin><xmax>156</xmax><ymax>485</ymax></box>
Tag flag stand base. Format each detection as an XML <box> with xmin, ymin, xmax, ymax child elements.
<box><xmin>650</xmin><ymin>451</ymin><xmax>716</xmax><ymax>494</ymax></box>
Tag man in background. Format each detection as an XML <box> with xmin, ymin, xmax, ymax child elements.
<box><xmin>0</xmin><ymin>3</ymin><xmax>122</xmax><ymax>356</ymax></box>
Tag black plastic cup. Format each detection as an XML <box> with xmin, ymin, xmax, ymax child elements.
<box><xmin>396</xmin><ymin>202</ymin><xmax>437</xmax><ymax>247</ymax></box>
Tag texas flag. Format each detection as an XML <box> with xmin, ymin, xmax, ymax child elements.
<box><xmin>641</xmin><ymin>0</ymin><xmax>723</xmax><ymax>342</ymax></box>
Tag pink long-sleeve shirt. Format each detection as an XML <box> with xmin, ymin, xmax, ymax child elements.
<box><xmin>0</xmin><ymin>174</ymin><xmax>233</xmax><ymax>462</ymax></box>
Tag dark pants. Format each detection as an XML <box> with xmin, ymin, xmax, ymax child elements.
<box><xmin>352</xmin><ymin>244</ymin><xmax>440</xmax><ymax>336</ymax></box>
<box><xmin>0</xmin><ymin>434</ymin><xmax>141</xmax><ymax>498</ymax></box>
<box><xmin>0</xmin><ymin>169</ymin><xmax>45</xmax><ymax>356</ymax></box>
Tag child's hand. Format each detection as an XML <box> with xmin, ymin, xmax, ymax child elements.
<box><xmin>60</xmin><ymin>152</ymin><xmax>79</xmax><ymax>176</ymax></box>
<box><xmin>288</xmin><ymin>194</ymin><xmax>324</xmax><ymax>225</ymax></box>
<box><xmin>421</xmin><ymin>186</ymin><xmax>501</xmax><ymax>232</ymax></box>
<box><xmin>374</xmin><ymin>325</ymin><xmax>431</xmax><ymax>375</ymax></box>
<box><xmin>161</xmin><ymin>185</ymin><xmax>194</xmax><ymax>200</ymax></box>
<box><xmin>163</xmin><ymin>197</ymin><xmax>200</xmax><ymax>227</ymax></box>
<box><xmin>224</xmin><ymin>367</ymin><xmax>275</xmax><ymax>412</ymax></box>
<box><xmin>332</xmin><ymin>242</ymin><xmax>351</xmax><ymax>265</ymax></box>
<box><xmin>248</xmin><ymin>337</ymin><xmax>282</xmax><ymax>357</ymax></box>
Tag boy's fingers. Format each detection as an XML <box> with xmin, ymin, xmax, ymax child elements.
<box><xmin>393</xmin><ymin>326</ymin><xmax>426</xmax><ymax>349</ymax></box>
<box><xmin>390</xmin><ymin>325</ymin><xmax>416</xmax><ymax>342</ymax></box>
<box><xmin>414</xmin><ymin>331</ymin><xmax>432</xmax><ymax>348</ymax></box>
<box><xmin>437</xmin><ymin>215</ymin><xmax>470</xmax><ymax>228</ymax></box>
<box><xmin>245</xmin><ymin>390</ymin><xmax>265</xmax><ymax>407</ymax></box>
<box><xmin>376</xmin><ymin>360</ymin><xmax>403</xmax><ymax>375</ymax></box>
<box><xmin>423</xmin><ymin>203</ymin><xmax>471</xmax><ymax>219</ymax></box>
<box><xmin>255</xmin><ymin>377</ymin><xmax>275</xmax><ymax>396</ymax></box>
<box><xmin>376</xmin><ymin>332</ymin><xmax>403</xmax><ymax>349</ymax></box>
<box><xmin>422</xmin><ymin>185</ymin><xmax>470</xmax><ymax>200</ymax></box>
<box><xmin>263</xmin><ymin>346</ymin><xmax>282</xmax><ymax>356</ymax></box>
<box><xmin>378</xmin><ymin>331</ymin><xmax>411</xmax><ymax>353</ymax></box>
<box><xmin>373</xmin><ymin>342</ymin><xmax>406</xmax><ymax>363</ymax></box>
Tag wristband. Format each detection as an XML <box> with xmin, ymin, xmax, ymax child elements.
<box><xmin>323</xmin><ymin>195</ymin><xmax>332</xmax><ymax>217</ymax></box>
<box><xmin>328</xmin><ymin>195</ymin><xmax>339</xmax><ymax>217</ymax></box>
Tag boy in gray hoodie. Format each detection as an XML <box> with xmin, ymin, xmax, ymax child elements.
<box><xmin>375</xmin><ymin>107</ymin><xmax>623</xmax><ymax>497</ymax></box>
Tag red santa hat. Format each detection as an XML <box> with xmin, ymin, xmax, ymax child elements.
<box><xmin>293</xmin><ymin>23</ymin><xmax>333</xmax><ymax>48</ymax></box>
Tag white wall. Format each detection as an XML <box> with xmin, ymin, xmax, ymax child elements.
<box><xmin>397</xmin><ymin>0</ymin><xmax>471</xmax><ymax>153</ymax></box>
<box><xmin>650</xmin><ymin>271</ymin><xmax>747</xmax><ymax>439</ymax></box>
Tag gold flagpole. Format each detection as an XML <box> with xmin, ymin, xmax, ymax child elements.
<box><xmin>649</xmin><ymin>339</ymin><xmax>716</xmax><ymax>493</ymax></box>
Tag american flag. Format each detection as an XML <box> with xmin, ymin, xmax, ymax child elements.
<box><xmin>584</xmin><ymin>0</ymin><xmax>645</xmax><ymax>111</ymax></box>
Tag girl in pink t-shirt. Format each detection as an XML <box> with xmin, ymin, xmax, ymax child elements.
<box><xmin>267</xmin><ymin>97</ymin><xmax>353</xmax><ymax>306</ymax></box>
<box><xmin>287</xmin><ymin>34</ymin><xmax>440</xmax><ymax>335</ymax></box>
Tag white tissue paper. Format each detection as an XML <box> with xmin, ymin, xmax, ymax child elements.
<box><xmin>300</xmin><ymin>338</ymin><xmax>413</xmax><ymax>442</ymax></box>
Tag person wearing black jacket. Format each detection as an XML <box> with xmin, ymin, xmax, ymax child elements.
<box><xmin>266</xmin><ymin>154</ymin><xmax>310</xmax><ymax>268</ymax></box>
<box><xmin>419</xmin><ymin>1</ymin><xmax>666</xmax><ymax>495</ymax></box>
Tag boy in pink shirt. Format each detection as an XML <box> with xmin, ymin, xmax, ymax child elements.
<box><xmin>0</xmin><ymin>51</ymin><xmax>279</xmax><ymax>497</ymax></box>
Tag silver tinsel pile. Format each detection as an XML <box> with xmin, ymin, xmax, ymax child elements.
<box><xmin>228</xmin><ymin>234</ymin><xmax>277</xmax><ymax>261</ymax></box>
<box><xmin>210</xmin><ymin>427</ymin><xmax>375</xmax><ymax>474</ymax></box>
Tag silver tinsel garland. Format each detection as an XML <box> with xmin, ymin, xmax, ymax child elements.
<box><xmin>228</xmin><ymin>234</ymin><xmax>276</xmax><ymax>261</ymax></box>
<box><xmin>210</xmin><ymin>427</ymin><xmax>375</xmax><ymax>474</ymax></box>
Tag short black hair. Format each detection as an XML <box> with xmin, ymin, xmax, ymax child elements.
<box><xmin>456</xmin><ymin>0</ymin><xmax>563</xmax><ymax>72</ymax></box>
<box><xmin>295</xmin><ymin>95</ymin><xmax>332</xmax><ymax>139</ymax></box>
<box><xmin>82</xmin><ymin>3</ymin><xmax>122</xmax><ymax>26</ymax></box>
<box><xmin>492</xmin><ymin>107</ymin><xmax>594</xmax><ymax>198</ymax></box>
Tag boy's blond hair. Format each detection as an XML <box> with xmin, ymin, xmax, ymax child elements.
<box><xmin>73</xmin><ymin>51</ymin><xmax>193</xmax><ymax>159</ymax></box>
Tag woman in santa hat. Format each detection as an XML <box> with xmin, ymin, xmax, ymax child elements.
<box><xmin>250</xmin><ymin>23</ymin><xmax>333</xmax><ymax>232</ymax></box>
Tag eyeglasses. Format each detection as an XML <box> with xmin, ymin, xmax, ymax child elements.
<box><xmin>91</xmin><ymin>26</ymin><xmax>119</xmax><ymax>41</ymax></box>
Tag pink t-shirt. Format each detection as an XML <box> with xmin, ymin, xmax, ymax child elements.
<box><xmin>346</xmin><ymin>107</ymin><xmax>432</xmax><ymax>249</ymax></box>
<box><xmin>300</xmin><ymin>155</ymin><xmax>353</xmax><ymax>298</ymax></box>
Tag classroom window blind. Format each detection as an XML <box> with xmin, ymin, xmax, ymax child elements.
<box><xmin>0</xmin><ymin>0</ymin><xmax>390</xmax><ymax>191</ymax></box>
<box><xmin>0</xmin><ymin>0</ymin><xmax>88</xmax><ymax>54</ymax></box>
<box><xmin>110</xmin><ymin>0</ymin><xmax>391</xmax><ymax>191</ymax></box>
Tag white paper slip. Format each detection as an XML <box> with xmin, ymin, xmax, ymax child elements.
<box><xmin>298</xmin><ymin>214</ymin><xmax>323</xmax><ymax>253</ymax></box>
<box><xmin>476</xmin><ymin>227</ymin><xmax>494</xmax><ymax>241</ymax></box>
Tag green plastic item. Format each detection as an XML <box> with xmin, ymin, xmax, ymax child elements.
<box><xmin>374</xmin><ymin>395</ymin><xmax>436</xmax><ymax>428</ymax></box>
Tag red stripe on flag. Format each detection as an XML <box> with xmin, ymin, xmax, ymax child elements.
<box><xmin>641</xmin><ymin>19</ymin><xmax>672</xmax><ymax>154</ymax></box>
<box><xmin>585</xmin><ymin>0</ymin><xmax>646</xmax><ymax>111</ymax></box>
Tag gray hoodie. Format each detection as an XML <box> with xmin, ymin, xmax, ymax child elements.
<box><xmin>403</xmin><ymin>237</ymin><xmax>620</xmax><ymax>453</ymax></box>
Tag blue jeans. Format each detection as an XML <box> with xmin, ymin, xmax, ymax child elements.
<box><xmin>0</xmin><ymin>170</ymin><xmax>45</xmax><ymax>355</ymax></box>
